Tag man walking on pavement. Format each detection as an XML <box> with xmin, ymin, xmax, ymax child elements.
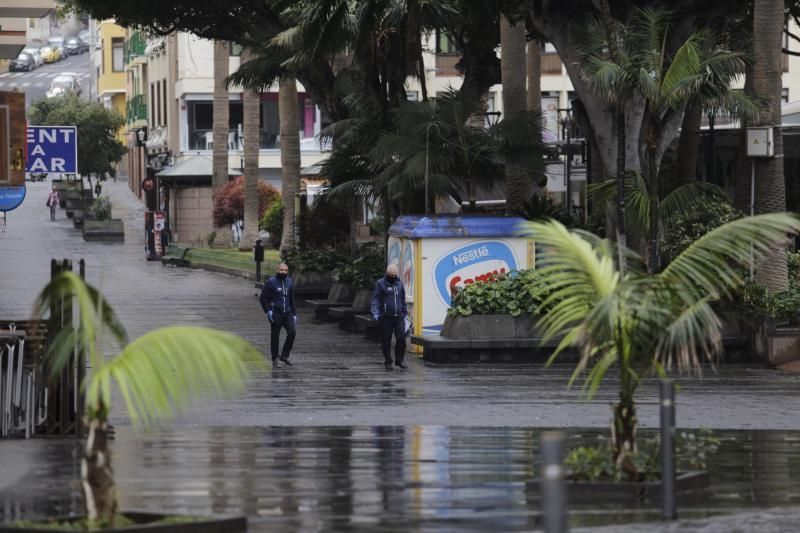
<box><xmin>259</xmin><ymin>263</ymin><xmax>297</xmax><ymax>367</ymax></box>
<box><xmin>371</xmin><ymin>264</ymin><xmax>409</xmax><ymax>370</ymax></box>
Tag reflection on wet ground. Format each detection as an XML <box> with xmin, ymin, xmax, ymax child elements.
<box><xmin>2</xmin><ymin>427</ymin><xmax>799</xmax><ymax>531</ymax></box>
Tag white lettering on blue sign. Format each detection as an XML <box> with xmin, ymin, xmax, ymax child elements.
<box><xmin>25</xmin><ymin>126</ymin><xmax>78</xmax><ymax>174</ymax></box>
<box><xmin>452</xmin><ymin>245</ymin><xmax>489</xmax><ymax>266</ymax></box>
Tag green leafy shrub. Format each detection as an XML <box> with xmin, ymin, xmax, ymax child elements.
<box><xmin>259</xmin><ymin>200</ymin><xmax>283</xmax><ymax>249</ymax></box>
<box><xmin>565</xmin><ymin>429</ymin><xmax>720</xmax><ymax>482</ymax></box>
<box><xmin>88</xmin><ymin>196</ymin><xmax>112</xmax><ymax>221</ymax></box>
<box><xmin>297</xmin><ymin>195</ymin><xmax>350</xmax><ymax>250</ymax></box>
<box><xmin>206</xmin><ymin>231</ymin><xmax>217</xmax><ymax>247</ymax></box>
<box><xmin>333</xmin><ymin>243</ymin><xmax>385</xmax><ymax>289</ymax></box>
<box><xmin>447</xmin><ymin>269</ymin><xmax>550</xmax><ymax>317</ymax></box>
<box><xmin>285</xmin><ymin>247</ymin><xmax>350</xmax><ymax>274</ymax></box>
<box><xmin>662</xmin><ymin>197</ymin><xmax>743</xmax><ymax>262</ymax></box>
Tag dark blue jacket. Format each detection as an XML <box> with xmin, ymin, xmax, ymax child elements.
<box><xmin>370</xmin><ymin>277</ymin><xmax>408</xmax><ymax>318</ymax></box>
<box><xmin>259</xmin><ymin>275</ymin><xmax>296</xmax><ymax>315</ymax></box>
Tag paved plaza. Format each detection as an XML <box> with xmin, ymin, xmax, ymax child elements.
<box><xmin>1</xmin><ymin>179</ymin><xmax>800</xmax><ymax>531</ymax></box>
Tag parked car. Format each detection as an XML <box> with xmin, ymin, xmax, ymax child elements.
<box><xmin>78</xmin><ymin>29</ymin><xmax>91</xmax><ymax>49</ymax></box>
<box><xmin>21</xmin><ymin>47</ymin><xmax>43</xmax><ymax>68</ymax></box>
<box><xmin>64</xmin><ymin>37</ymin><xmax>84</xmax><ymax>55</ymax></box>
<box><xmin>9</xmin><ymin>52</ymin><xmax>35</xmax><ymax>72</ymax></box>
<box><xmin>39</xmin><ymin>45</ymin><xmax>61</xmax><ymax>63</ymax></box>
<box><xmin>46</xmin><ymin>74</ymin><xmax>82</xmax><ymax>98</ymax></box>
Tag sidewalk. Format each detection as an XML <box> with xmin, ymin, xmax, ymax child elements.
<box><xmin>575</xmin><ymin>506</ymin><xmax>800</xmax><ymax>532</ymax></box>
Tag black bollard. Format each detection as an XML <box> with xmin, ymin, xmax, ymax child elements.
<box><xmin>541</xmin><ymin>431</ymin><xmax>568</xmax><ymax>533</ymax></box>
<box><xmin>660</xmin><ymin>379</ymin><xmax>676</xmax><ymax>520</ymax></box>
<box><xmin>254</xmin><ymin>239</ymin><xmax>264</xmax><ymax>283</ymax></box>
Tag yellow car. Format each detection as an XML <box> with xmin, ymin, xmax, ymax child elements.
<box><xmin>39</xmin><ymin>45</ymin><xmax>61</xmax><ymax>64</ymax></box>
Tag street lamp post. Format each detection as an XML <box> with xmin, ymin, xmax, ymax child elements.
<box><xmin>557</xmin><ymin>108</ymin><xmax>572</xmax><ymax>217</ymax></box>
<box><xmin>424</xmin><ymin>123</ymin><xmax>440</xmax><ymax>216</ymax></box>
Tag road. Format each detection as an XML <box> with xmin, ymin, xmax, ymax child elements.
<box><xmin>0</xmin><ymin>52</ymin><xmax>90</xmax><ymax>108</ymax></box>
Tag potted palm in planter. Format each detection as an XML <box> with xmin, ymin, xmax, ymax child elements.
<box><xmin>521</xmin><ymin>213</ymin><xmax>800</xmax><ymax>495</ymax></box>
<box><xmin>1</xmin><ymin>272</ymin><xmax>266</xmax><ymax>532</ymax></box>
<box><xmin>83</xmin><ymin>196</ymin><xmax>124</xmax><ymax>242</ymax></box>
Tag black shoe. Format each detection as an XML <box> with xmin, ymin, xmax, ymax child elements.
<box><xmin>384</xmin><ymin>362</ymin><xmax>394</xmax><ymax>370</ymax></box>
<box><xmin>272</xmin><ymin>359</ymin><xmax>281</xmax><ymax>368</ymax></box>
<box><xmin>395</xmin><ymin>361</ymin><xmax>408</xmax><ymax>369</ymax></box>
<box><xmin>280</xmin><ymin>357</ymin><xmax>293</xmax><ymax>366</ymax></box>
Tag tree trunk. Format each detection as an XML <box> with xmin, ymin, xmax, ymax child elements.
<box><xmin>752</xmin><ymin>0</ymin><xmax>788</xmax><ymax>292</ymax></box>
<box><xmin>611</xmin><ymin>393</ymin><xmax>638</xmax><ymax>480</ymax></box>
<box><xmin>526</xmin><ymin>39</ymin><xmax>541</xmax><ymax>115</ymax></box>
<box><xmin>676</xmin><ymin>100</ymin><xmax>702</xmax><ymax>185</ymax></box>
<box><xmin>82</xmin><ymin>413</ymin><xmax>116</xmax><ymax>524</ymax></box>
<box><xmin>239</xmin><ymin>49</ymin><xmax>260</xmax><ymax>252</ymax></box>
<box><xmin>212</xmin><ymin>40</ymin><xmax>232</xmax><ymax>247</ymax></box>
<box><xmin>279</xmin><ymin>77</ymin><xmax>300</xmax><ymax>253</ymax></box>
<box><xmin>501</xmin><ymin>15</ymin><xmax>531</xmax><ymax>214</ymax></box>
<box><xmin>615</xmin><ymin>108</ymin><xmax>627</xmax><ymax>256</ymax></box>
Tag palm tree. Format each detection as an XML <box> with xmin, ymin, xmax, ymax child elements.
<box><xmin>212</xmin><ymin>40</ymin><xmax>231</xmax><ymax>246</ymax></box>
<box><xmin>239</xmin><ymin>48</ymin><xmax>260</xmax><ymax>252</ymax></box>
<box><xmin>521</xmin><ymin>213</ymin><xmax>800</xmax><ymax>476</ymax></box>
<box><xmin>278</xmin><ymin>76</ymin><xmax>300</xmax><ymax>253</ymax></box>
<box><xmin>752</xmin><ymin>0</ymin><xmax>788</xmax><ymax>292</ymax></box>
<box><xmin>526</xmin><ymin>38</ymin><xmax>541</xmax><ymax>115</ymax></box>
<box><xmin>580</xmin><ymin>7</ymin><xmax>759</xmax><ymax>271</ymax></box>
<box><xmin>500</xmin><ymin>13</ymin><xmax>532</xmax><ymax>214</ymax></box>
<box><xmin>33</xmin><ymin>272</ymin><xmax>265</xmax><ymax>524</ymax></box>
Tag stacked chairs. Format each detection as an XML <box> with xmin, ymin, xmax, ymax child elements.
<box><xmin>0</xmin><ymin>320</ymin><xmax>49</xmax><ymax>439</ymax></box>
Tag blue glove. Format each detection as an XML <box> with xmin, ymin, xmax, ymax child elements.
<box><xmin>372</xmin><ymin>313</ymin><xmax>379</xmax><ymax>321</ymax></box>
<box><xmin>267</xmin><ymin>310</ymin><xmax>273</xmax><ymax>322</ymax></box>
<box><xmin>293</xmin><ymin>315</ymin><xmax>297</xmax><ymax>324</ymax></box>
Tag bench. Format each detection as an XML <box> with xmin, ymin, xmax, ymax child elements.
<box><xmin>161</xmin><ymin>245</ymin><xmax>190</xmax><ymax>267</ymax></box>
<box><xmin>354</xmin><ymin>314</ymin><xmax>381</xmax><ymax>341</ymax></box>
<box><xmin>306</xmin><ymin>283</ymin><xmax>357</xmax><ymax>321</ymax></box>
<box><xmin>329</xmin><ymin>289</ymin><xmax>373</xmax><ymax>331</ymax></box>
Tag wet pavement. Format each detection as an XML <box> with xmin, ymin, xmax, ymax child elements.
<box><xmin>2</xmin><ymin>179</ymin><xmax>800</xmax><ymax>531</ymax></box>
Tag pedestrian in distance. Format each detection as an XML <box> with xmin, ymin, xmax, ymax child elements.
<box><xmin>0</xmin><ymin>211</ymin><xmax>6</xmax><ymax>233</ymax></box>
<box><xmin>259</xmin><ymin>262</ymin><xmax>297</xmax><ymax>368</ymax></box>
<box><xmin>371</xmin><ymin>264</ymin><xmax>409</xmax><ymax>370</ymax></box>
<box><xmin>46</xmin><ymin>186</ymin><xmax>59</xmax><ymax>221</ymax></box>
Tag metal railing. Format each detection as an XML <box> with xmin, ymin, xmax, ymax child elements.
<box><xmin>127</xmin><ymin>94</ymin><xmax>147</xmax><ymax>124</ymax></box>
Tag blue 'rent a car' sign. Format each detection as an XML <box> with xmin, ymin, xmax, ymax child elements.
<box><xmin>26</xmin><ymin>126</ymin><xmax>78</xmax><ymax>174</ymax></box>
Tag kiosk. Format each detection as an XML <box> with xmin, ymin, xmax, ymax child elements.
<box><xmin>388</xmin><ymin>215</ymin><xmax>534</xmax><ymax>339</ymax></box>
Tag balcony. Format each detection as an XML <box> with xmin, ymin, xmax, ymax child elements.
<box><xmin>127</xmin><ymin>94</ymin><xmax>147</xmax><ymax>125</ymax></box>
<box><xmin>124</xmin><ymin>30</ymin><xmax>146</xmax><ymax>66</ymax></box>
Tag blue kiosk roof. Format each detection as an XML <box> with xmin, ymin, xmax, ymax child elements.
<box><xmin>388</xmin><ymin>215</ymin><xmax>527</xmax><ymax>238</ymax></box>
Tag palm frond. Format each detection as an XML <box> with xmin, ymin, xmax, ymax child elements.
<box><xmin>33</xmin><ymin>272</ymin><xmax>127</xmax><ymax>377</ymax></box>
<box><xmin>660</xmin><ymin>213</ymin><xmax>800</xmax><ymax>302</ymax></box>
<box><xmin>87</xmin><ymin>326</ymin><xmax>265</xmax><ymax>426</ymax></box>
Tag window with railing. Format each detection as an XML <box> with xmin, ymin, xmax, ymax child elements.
<box><xmin>127</xmin><ymin>94</ymin><xmax>147</xmax><ymax>124</ymax></box>
<box><xmin>124</xmin><ymin>30</ymin><xmax>147</xmax><ymax>65</ymax></box>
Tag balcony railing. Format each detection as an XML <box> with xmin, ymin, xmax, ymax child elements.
<box><xmin>127</xmin><ymin>94</ymin><xmax>147</xmax><ymax>124</ymax></box>
<box><xmin>124</xmin><ymin>30</ymin><xmax>147</xmax><ymax>65</ymax></box>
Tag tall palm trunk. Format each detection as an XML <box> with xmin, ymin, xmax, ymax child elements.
<box><xmin>500</xmin><ymin>15</ymin><xmax>530</xmax><ymax>214</ymax></box>
<box><xmin>239</xmin><ymin>49</ymin><xmax>260</xmax><ymax>252</ymax></box>
<box><xmin>82</xmin><ymin>409</ymin><xmax>116</xmax><ymax>524</ymax></box>
<box><xmin>279</xmin><ymin>77</ymin><xmax>300</xmax><ymax>253</ymax></box>
<box><xmin>752</xmin><ymin>0</ymin><xmax>788</xmax><ymax>291</ymax></box>
<box><xmin>212</xmin><ymin>40</ymin><xmax>231</xmax><ymax>247</ymax></box>
<box><xmin>526</xmin><ymin>39</ymin><xmax>541</xmax><ymax>115</ymax></box>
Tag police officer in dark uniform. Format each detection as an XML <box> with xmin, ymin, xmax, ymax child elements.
<box><xmin>370</xmin><ymin>264</ymin><xmax>409</xmax><ymax>370</ymax></box>
<box><xmin>259</xmin><ymin>263</ymin><xmax>297</xmax><ymax>367</ymax></box>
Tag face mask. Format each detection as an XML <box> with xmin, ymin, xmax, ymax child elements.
<box><xmin>386</xmin><ymin>275</ymin><xmax>397</xmax><ymax>283</ymax></box>
<box><xmin>277</xmin><ymin>272</ymin><xmax>287</xmax><ymax>280</ymax></box>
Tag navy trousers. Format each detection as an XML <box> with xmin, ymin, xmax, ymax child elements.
<box><xmin>270</xmin><ymin>312</ymin><xmax>296</xmax><ymax>359</ymax></box>
<box><xmin>378</xmin><ymin>316</ymin><xmax>406</xmax><ymax>364</ymax></box>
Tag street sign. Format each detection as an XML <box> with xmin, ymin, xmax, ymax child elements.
<box><xmin>0</xmin><ymin>186</ymin><xmax>25</xmax><ymax>211</ymax></box>
<box><xmin>746</xmin><ymin>127</ymin><xmax>774</xmax><ymax>157</ymax></box>
<box><xmin>25</xmin><ymin>126</ymin><xmax>78</xmax><ymax>174</ymax></box>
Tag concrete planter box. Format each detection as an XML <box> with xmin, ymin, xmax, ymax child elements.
<box><xmin>441</xmin><ymin>313</ymin><xmax>540</xmax><ymax>339</ymax></box>
<box><xmin>745</xmin><ymin>312</ymin><xmax>800</xmax><ymax>366</ymax></box>
<box><xmin>83</xmin><ymin>219</ymin><xmax>125</xmax><ymax>242</ymax></box>
<box><xmin>525</xmin><ymin>471</ymin><xmax>709</xmax><ymax>505</ymax></box>
<box><xmin>0</xmin><ymin>512</ymin><xmax>246</xmax><ymax>533</ymax></box>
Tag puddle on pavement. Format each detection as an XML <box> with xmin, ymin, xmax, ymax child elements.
<box><xmin>1</xmin><ymin>427</ymin><xmax>799</xmax><ymax>531</ymax></box>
